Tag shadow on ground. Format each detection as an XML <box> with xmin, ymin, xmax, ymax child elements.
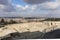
<box><xmin>1</xmin><ymin>31</ymin><xmax>43</xmax><ymax>40</ymax></box>
<box><xmin>43</xmin><ymin>29</ymin><xmax>60</xmax><ymax>39</ymax></box>
<box><xmin>2</xmin><ymin>29</ymin><xmax>60</xmax><ymax>40</ymax></box>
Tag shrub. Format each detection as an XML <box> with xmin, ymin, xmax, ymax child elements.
<box><xmin>9</xmin><ymin>20</ymin><xmax>17</xmax><ymax>24</ymax></box>
<box><xmin>1</xmin><ymin>18</ymin><xmax>5</xmax><ymax>23</ymax></box>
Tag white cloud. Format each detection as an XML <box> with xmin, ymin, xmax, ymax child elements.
<box><xmin>40</xmin><ymin>0</ymin><xmax>60</xmax><ymax>10</ymax></box>
<box><xmin>0</xmin><ymin>4</ymin><xmax>5</xmax><ymax>9</ymax></box>
<box><xmin>46</xmin><ymin>10</ymin><xmax>60</xmax><ymax>18</ymax></box>
<box><xmin>12</xmin><ymin>0</ymin><xmax>60</xmax><ymax>17</ymax></box>
<box><xmin>0</xmin><ymin>0</ymin><xmax>60</xmax><ymax>17</ymax></box>
<box><xmin>46</xmin><ymin>2</ymin><xmax>59</xmax><ymax>9</ymax></box>
<box><xmin>16</xmin><ymin>4</ymin><xmax>23</xmax><ymax>8</ymax></box>
<box><xmin>16</xmin><ymin>4</ymin><xmax>29</xmax><ymax>10</ymax></box>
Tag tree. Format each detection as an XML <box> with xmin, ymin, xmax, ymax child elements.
<box><xmin>9</xmin><ymin>20</ymin><xmax>17</xmax><ymax>24</ymax></box>
<box><xmin>1</xmin><ymin>18</ymin><xmax>5</xmax><ymax>23</ymax></box>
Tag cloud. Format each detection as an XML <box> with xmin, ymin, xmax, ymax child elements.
<box><xmin>0</xmin><ymin>0</ymin><xmax>15</xmax><ymax>12</ymax></box>
<box><xmin>0</xmin><ymin>0</ymin><xmax>9</xmax><ymax>5</ymax></box>
<box><xmin>23</xmin><ymin>0</ymin><xmax>60</xmax><ymax>10</ymax></box>
<box><xmin>16</xmin><ymin>4</ymin><xmax>29</xmax><ymax>10</ymax></box>
<box><xmin>23</xmin><ymin>0</ymin><xmax>52</xmax><ymax>4</ymax></box>
<box><xmin>0</xmin><ymin>0</ymin><xmax>60</xmax><ymax>17</ymax></box>
<box><xmin>29</xmin><ymin>0</ymin><xmax>60</xmax><ymax>10</ymax></box>
<box><xmin>40</xmin><ymin>2</ymin><xmax>60</xmax><ymax>10</ymax></box>
<box><xmin>14</xmin><ymin>1</ymin><xmax>60</xmax><ymax>17</ymax></box>
<box><xmin>46</xmin><ymin>10</ymin><xmax>60</xmax><ymax>18</ymax></box>
<box><xmin>3</xmin><ymin>5</ymin><xmax>15</xmax><ymax>12</ymax></box>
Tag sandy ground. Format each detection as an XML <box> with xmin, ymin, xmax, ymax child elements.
<box><xmin>0</xmin><ymin>21</ymin><xmax>60</xmax><ymax>38</ymax></box>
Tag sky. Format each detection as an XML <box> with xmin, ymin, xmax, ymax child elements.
<box><xmin>0</xmin><ymin>0</ymin><xmax>60</xmax><ymax>18</ymax></box>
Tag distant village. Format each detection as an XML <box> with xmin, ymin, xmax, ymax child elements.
<box><xmin>0</xmin><ymin>17</ymin><xmax>60</xmax><ymax>28</ymax></box>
